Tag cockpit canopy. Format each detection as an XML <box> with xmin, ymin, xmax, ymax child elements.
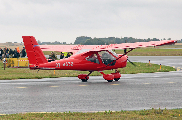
<box><xmin>86</xmin><ymin>50</ymin><xmax>116</xmax><ymax>66</ymax></box>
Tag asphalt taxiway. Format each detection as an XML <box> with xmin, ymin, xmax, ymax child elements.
<box><xmin>129</xmin><ymin>56</ymin><xmax>182</xmax><ymax>71</ymax></box>
<box><xmin>0</xmin><ymin>56</ymin><xmax>182</xmax><ymax>114</ymax></box>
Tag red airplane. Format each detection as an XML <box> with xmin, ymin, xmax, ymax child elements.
<box><xmin>22</xmin><ymin>36</ymin><xmax>176</xmax><ymax>82</ymax></box>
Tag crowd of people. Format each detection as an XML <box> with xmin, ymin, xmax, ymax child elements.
<box><xmin>60</xmin><ymin>52</ymin><xmax>72</xmax><ymax>59</ymax></box>
<box><xmin>0</xmin><ymin>47</ymin><xmax>26</xmax><ymax>60</ymax></box>
<box><xmin>47</xmin><ymin>52</ymin><xmax>72</xmax><ymax>62</ymax></box>
<box><xmin>0</xmin><ymin>46</ymin><xmax>72</xmax><ymax>61</ymax></box>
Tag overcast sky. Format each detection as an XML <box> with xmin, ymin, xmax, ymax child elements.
<box><xmin>0</xmin><ymin>0</ymin><xmax>182</xmax><ymax>43</ymax></box>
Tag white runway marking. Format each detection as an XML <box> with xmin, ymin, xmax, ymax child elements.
<box><xmin>143</xmin><ymin>83</ymin><xmax>151</xmax><ymax>84</ymax></box>
<box><xmin>79</xmin><ymin>85</ymin><xmax>88</xmax><ymax>86</ymax></box>
<box><xmin>50</xmin><ymin>86</ymin><xmax>59</xmax><ymax>87</ymax></box>
<box><xmin>16</xmin><ymin>87</ymin><xmax>27</xmax><ymax>89</ymax></box>
<box><xmin>168</xmin><ymin>82</ymin><xmax>175</xmax><ymax>84</ymax></box>
<box><xmin>111</xmin><ymin>84</ymin><xmax>120</xmax><ymax>85</ymax></box>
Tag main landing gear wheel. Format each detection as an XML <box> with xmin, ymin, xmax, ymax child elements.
<box><xmin>114</xmin><ymin>78</ymin><xmax>120</xmax><ymax>81</ymax></box>
<box><xmin>81</xmin><ymin>79</ymin><xmax>88</xmax><ymax>82</ymax></box>
<box><xmin>107</xmin><ymin>80</ymin><xmax>113</xmax><ymax>82</ymax></box>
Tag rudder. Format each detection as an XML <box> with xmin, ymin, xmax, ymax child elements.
<box><xmin>22</xmin><ymin>36</ymin><xmax>48</xmax><ymax>65</ymax></box>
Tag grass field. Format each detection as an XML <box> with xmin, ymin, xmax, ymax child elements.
<box><xmin>0</xmin><ymin>108</ymin><xmax>182</xmax><ymax>119</ymax></box>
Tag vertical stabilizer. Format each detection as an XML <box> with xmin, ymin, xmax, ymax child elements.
<box><xmin>22</xmin><ymin>36</ymin><xmax>48</xmax><ymax>65</ymax></box>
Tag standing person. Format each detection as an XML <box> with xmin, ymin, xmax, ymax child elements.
<box><xmin>4</xmin><ymin>47</ymin><xmax>9</xmax><ymax>58</ymax></box>
<box><xmin>60</xmin><ymin>52</ymin><xmax>64</xmax><ymax>59</ymax></box>
<box><xmin>9</xmin><ymin>48</ymin><xmax>14</xmax><ymax>58</ymax></box>
<box><xmin>0</xmin><ymin>47</ymin><xmax>4</xmax><ymax>60</ymax></box>
<box><xmin>48</xmin><ymin>55</ymin><xmax>54</xmax><ymax>62</ymax></box>
<box><xmin>65</xmin><ymin>52</ymin><xmax>71</xmax><ymax>58</ymax></box>
<box><xmin>13</xmin><ymin>48</ymin><xmax>19</xmax><ymax>58</ymax></box>
<box><xmin>21</xmin><ymin>47</ymin><xmax>26</xmax><ymax>57</ymax></box>
<box><xmin>51</xmin><ymin>52</ymin><xmax>57</xmax><ymax>60</ymax></box>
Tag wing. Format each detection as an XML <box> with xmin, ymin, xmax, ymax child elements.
<box><xmin>39</xmin><ymin>40</ymin><xmax>177</xmax><ymax>54</ymax></box>
<box><xmin>39</xmin><ymin>44</ymin><xmax>108</xmax><ymax>54</ymax></box>
<box><xmin>39</xmin><ymin>45</ymin><xmax>78</xmax><ymax>52</ymax></box>
<box><xmin>90</xmin><ymin>40</ymin><xmax>177</xmax><ymax>51</ymax></box>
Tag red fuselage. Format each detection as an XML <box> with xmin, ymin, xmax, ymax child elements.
<box><xmin>30</xmin><ymin>51</ymin><xmax>128</xmax><ymax>71</ymax></box>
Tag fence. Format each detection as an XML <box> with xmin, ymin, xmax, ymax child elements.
<box><xmin>6</xmin><ymin>58</ymin><xmax>29</xmax><ymax>68</ymax></box>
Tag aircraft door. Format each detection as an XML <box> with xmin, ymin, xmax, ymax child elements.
<box><xmin>100</xmin><ymin>51</ymin><xmax>116</xmax><ymax>66</ymax></box>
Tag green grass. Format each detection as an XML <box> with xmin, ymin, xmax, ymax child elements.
<box><xmin>0</xmin><ymin>61</ymin><xmax>176</xmax><ymax>80</ymax></box>
<box><xmin>0</xmin><ymin>108</ymin><xmax>182</xmax><ymax>119</ymax></box>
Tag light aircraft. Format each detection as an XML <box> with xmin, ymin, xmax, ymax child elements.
<box><xmin>22</xmin><ymin>36</ymin><xmax>176</xmax><ymax>82</ymax></box>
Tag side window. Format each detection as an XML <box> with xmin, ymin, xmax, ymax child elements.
<box><xmin>86</xmin><ymin>54</ymin><xmax>99</xmax><ymax>64</ymax></box>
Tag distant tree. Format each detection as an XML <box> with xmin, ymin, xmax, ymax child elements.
<box><xmin>115</xmin><ymin>38</ymin><xmax>122</xmax><ymax>44</ymax></box>
<box><xmin>84</xmin><ymin>38</ymin><xmax>105</xmax><ymax>45</ymax></box>
<box><xmin>74</xmin><ymin>36</ymin><xmax>92</xmax><ymax>44</ymax></box>
<box><xmin>73</xmin><ymin>36</ymin><xmax>165</xmax><ymax>45</ymax></box>
<box><xmin>152</xmin><ymin>38</ymin><xmax>159</xmax><ymax>41</ymax></box>
<box><xmin>146</xmin><ymin>38</ymin><xmax>151</xmax><ymax>42</ymax></box>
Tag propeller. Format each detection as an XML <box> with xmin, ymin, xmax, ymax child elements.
<box><xmin>127</xmin><ymin>58</ymin><xmax>136</xmax><ymax>66</ymax></box>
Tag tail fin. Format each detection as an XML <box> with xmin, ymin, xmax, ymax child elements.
<box><xmin>22</xmin><ymin>36</ymin><xmax>48</xmax><ymax>65</ymax></box>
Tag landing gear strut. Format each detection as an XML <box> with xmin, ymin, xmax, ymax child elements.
<box><xmin>78</xmin><ymin>71</ymin><xmax>93</xmax><ymax>82</ymax></box>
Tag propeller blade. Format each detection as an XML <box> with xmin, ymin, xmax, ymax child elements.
<box><xmin>127</xmin><ymin>59</ymin><xmax>136</xmax><ymax>66</ymax></box>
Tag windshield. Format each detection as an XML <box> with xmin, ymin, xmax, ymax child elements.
<box><xmin>108</xmin><ymin>50</ymin><xmax>118</xmax><ymax>57</ymax></box>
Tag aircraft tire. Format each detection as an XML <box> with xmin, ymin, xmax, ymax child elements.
<box><xmin>107</xmin><ymin>80</ymin><xmax>113</xmax><ymax>82</ymax></box>
<box><xmin>81</xmin><ymin>79</ymin><xmax>88</xmax><ymax>82</ymax></box>
<box><xmin>114</xmin><ymin>78</ymin><xmax>120</xmax><ymax>81</ymax></box>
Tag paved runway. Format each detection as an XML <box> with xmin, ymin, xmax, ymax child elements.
<box><xmin>0</xmin><ymin>56</ymin><xmax>182</xmax><ymax>114</ymax></box>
